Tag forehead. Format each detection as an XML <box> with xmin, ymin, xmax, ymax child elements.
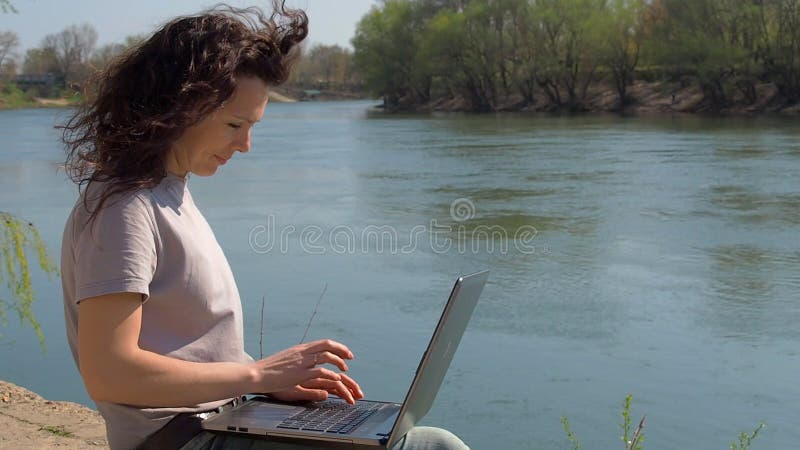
<box><xmin>222</xmin><ymin>76</ymin><xmax>270</xmax><ymax>118</ymax></box>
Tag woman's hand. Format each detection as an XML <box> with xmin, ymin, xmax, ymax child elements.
<box><xmin>269</xmin><ymin>373</ymin><xmax>365</xmax><ymax>404</ymax></box>
<box><xmin>250</xmin><ymin>339</ymin><xmax>362</xmax><ymax>404</ymax></box>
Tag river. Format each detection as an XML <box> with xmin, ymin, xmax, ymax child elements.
<box><xmin>0</xmin><ymin>102</ymin><xmax>798</xmax><ymax>449</ymax></box>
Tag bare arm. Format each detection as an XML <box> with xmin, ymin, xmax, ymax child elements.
<box><xmin>78</xmin><ymin>292</ymin><xmax>354</xmax><ymax>407</ymax></box>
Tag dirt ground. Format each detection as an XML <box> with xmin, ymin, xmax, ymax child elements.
<box><xmin>0</xmin><ymin>380</ymin><xmax>108</xmax><ymax>449</ymax></box>
<box><xmin>34</xmin><ymin>97</ymin><xmax>71</xmax><ymax>107</ymax></box>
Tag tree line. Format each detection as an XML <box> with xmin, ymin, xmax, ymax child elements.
<box><xmin>0</xmin><ymin>24</ymin><xmax>361</xmax><ymax>99</ymax></box>
<box><xmin>351</xmin><ymin>0</ymin><xmax>800</xmax><ymax>112</ymax></box>
<box><xmin>0</xmin><ymin>24</ymin><xmax>142</xmax><ymax>94</ymax></box>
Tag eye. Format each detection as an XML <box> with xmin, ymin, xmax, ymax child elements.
<box><xmin>227</xmin><ymin>123</ymin><xmax>242</xmax><ymax>129</ymax></box>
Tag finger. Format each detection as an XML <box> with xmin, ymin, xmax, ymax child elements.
<box><xmin>306</xmin><ymin>339</ymin><xmax>354</xmax><ymax>360</ymax></box>
<box><xmin>292</xmin><ymin>386</ymin><xmax>328</xmax><ymax>402</ymax></box>
<box><xmin>312</xmin><ymin>351</ymin><xmax>349</xmax><ymax>372</ymax></box>
<box><xmin>302</xmin><ymin>378</ymin><xmax>355</xmax><ymax>405</ymax></box>
<box><xmin>338</xmin><ymin>373</ymin><xmax>364</xmax><ymax>400</ymax></box>
<box><xmin>309</xmin><ymin>367</ymin><xmax>342</xmax><ymax>383</ymax></box>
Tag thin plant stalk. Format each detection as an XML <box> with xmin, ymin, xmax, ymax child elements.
<box><xmin>299</xmin><ymin>282</ymin><xmax>327</xmax><ymax>344</ymax></box>
<box><xmin>259</xmin><ymin>295</ymin><xmax>265</xmax><ymax>359</ymax></box>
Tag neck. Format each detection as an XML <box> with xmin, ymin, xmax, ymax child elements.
<box><xmin>165</xmin><ymin>150</ymin><xmax>188</xmax><ymax>178</ymax></box>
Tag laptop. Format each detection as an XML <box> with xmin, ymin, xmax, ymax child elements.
<box><xmin>202</xmin><ymin>270</ymin><xmax>489</xmax><ymax>449</ymax></box>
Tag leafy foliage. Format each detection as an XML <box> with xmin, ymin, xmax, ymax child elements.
<box><xmin>0</xmin><ymin>82</ymin><xmax>37</xmax><ymax>108</ymax></box>
<box><xmin>560</xmin><ymin>416</ymin><xmax>581</xmax><ymax>450</ymax></box>
<box><xmin>0</xmin><ymin>0</ymin><xmax>16</xmax><ymax>14</ymax></box>
<box><xmin>620</xmin><ymin>394</ymin><xmax>644</xmax><ymax>450</ymax></box>
<box><xmin>351</xmin><ymin>0</ymin><xmax>800</xmax><ymax>111</ymax></box>
<box><xmin>0</xmin><ymin>212</ymin><xmax>58</xmax><ymax>351</ymax></box>
<box><xmin>560</xmin><ymin>395</ymin><xmax>763</xmax><ymax>450</ymax></box>
<box><xmin>730</xmin><ymin>423</ymin><xmax>765</xmax><ymax>450</ymax></box>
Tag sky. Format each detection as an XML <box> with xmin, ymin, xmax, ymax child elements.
<box><xmin>0</xmin><ymin>0</ymin><xmax>379</xmax><ymax>54</ymax></box>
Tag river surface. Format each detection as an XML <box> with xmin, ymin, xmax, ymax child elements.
<box><xmin>1</xmin><ymin>102</ymin><xmax>798</xmax><ymax>449</ymax></box>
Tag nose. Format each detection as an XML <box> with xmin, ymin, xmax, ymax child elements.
<box><xmin>235</xmin><ymin>129</ymin><xmax>251</xmax><ymax>153</ymax></box>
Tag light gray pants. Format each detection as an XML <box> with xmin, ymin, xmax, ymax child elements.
<box><xmin>180</xmin><ymin>427</ymin><xmax>469</xmax><ymax>450</ymax></box>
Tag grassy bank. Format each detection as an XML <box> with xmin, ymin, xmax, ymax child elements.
<box><xmin>0</xmin><ymin>83</ymin><xmax>82</xmax><ymax>111</ymax></box>
<box><xmin>0</xmin><ymin>84</ymin><xmax>297</xmax><ymax>110</ymax></box>
<box><xmin>0</xmin><ymin>83</ymin><xmax>38</xmax><ymax>109</ymax></box>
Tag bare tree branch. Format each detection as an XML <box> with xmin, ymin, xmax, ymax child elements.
<box><xmin>41</xmin><ymin>23</ymin><xmax>97</xmax><ymax>82</ymax></box>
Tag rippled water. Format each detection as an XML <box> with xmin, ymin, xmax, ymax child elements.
<box><xmin>1</xmin><ymin>103</ymin><xmax>798</xmax><ymax>449</ymax></box>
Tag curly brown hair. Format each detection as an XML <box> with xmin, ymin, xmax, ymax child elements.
<box><xmin>60</xmin><ymin>2</ymin><xmax>308</xmax><ymax>219</ymax></box>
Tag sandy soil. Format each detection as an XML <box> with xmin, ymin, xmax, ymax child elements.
<box><xmin>268</xmin><ymin>90</ymin><xmax>296</xmax><ymax>103</ymax></box>
<box><xmin>0</xmin><ymin>380</ymin><xmax>108</xmax><ymax>450</ymax></box>
<box><xmin>34</xmin><ymin>98</ymin><xmax>72</xmax><ymax>107</ymax></box>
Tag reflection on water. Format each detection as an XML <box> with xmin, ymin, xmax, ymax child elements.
<box><xmin>709</xmin><ymin>245</ymin><xmax>777</xmax><ymax>306</ymax></box>
<box><xmin>714</xmin><ymin>145</ymin><xmax>774</xmax><ymax>159</ymax></box>
<box><xmin>1</xmin><ymin>105</ymin><xmax>799</xmax><ymax>450</ymax></box>
<box><xmin>701</xmin><ymin>245</ymin><xmax>800</xmax><ymax>340</ymax></box>
<box><xmin>706</xmin><ymin>185</ymin><xmax>800</xmax><ymax>226</ymax></box>
<box><xmin>525</xmin><ymin>170</ymin><xmax>618</xmax><ymax>183</ymax></box>
<box><xmin>429</xmin><ymin>186</ymin><xmax>559</xmax><ymax>200</ymax></box>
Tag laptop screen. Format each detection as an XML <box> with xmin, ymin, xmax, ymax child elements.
<box><xmin>386</xmin><ymin>270</ymin><xmax>489</xmax><ymax>448</ymax></box>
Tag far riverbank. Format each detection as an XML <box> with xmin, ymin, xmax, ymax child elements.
<box><xmin>381</xmin><ymin>80</ymin><xmax>800</xmax><ymax>115</ymax></box>
<box><xmin>4</xmin><ymin>82</ymin><xmax>798</xmax><ymax>116</ymax></box>
<box><xmin>0</xmin><ymin>89</ymin><xmax>298</xmax><ymax>111</ymax></box>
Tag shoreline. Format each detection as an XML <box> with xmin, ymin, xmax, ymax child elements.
<box><xmin>0</xmin><ymin>379</ymin><xmax>108</xmax><ymax>449</ymax></box>
<box><xmin>0</xmin><ymin>97</ymin><xmax>81</xmax><ymax>111</ymax></box>
<box><xmin>0</xmin><ymin>90</ymin><xmax>300</xmax><ymax>111</ymax></box>
<box><xmin>377</xmin><ymin>81</ymin><xmax>800</xmax><ymax>116</ymax></box>
<box><xmin>3</xmin><ymin>81</ymin><xmax>799</xmax><ymax>116</ymax></box>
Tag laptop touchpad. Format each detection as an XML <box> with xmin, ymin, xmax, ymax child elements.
<box><xmin>232</xmin><ymin>402</ymin><xmax>302</xmax><ymax>424</ymax></box>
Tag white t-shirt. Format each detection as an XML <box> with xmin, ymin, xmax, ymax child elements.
<box><xmin>61</xmin><ymin>173</ymin><xmax>252</xmax><ymax>449</ymax></box>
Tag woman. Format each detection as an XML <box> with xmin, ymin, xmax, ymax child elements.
<box><xmin>59</xmin><ymin>3</ymin><xmax>469</xmax><ymax>450</ymax></box>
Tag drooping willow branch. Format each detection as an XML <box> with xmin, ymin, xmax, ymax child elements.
<box><xmin>0</xmin><ymin>212</ymin><xmax>58</xmax><ymax>351</ymax></box>
<box><xmin>0</xmin><ymin>0</ymin><xmax>17</xmax><ymax>14</ymax></box>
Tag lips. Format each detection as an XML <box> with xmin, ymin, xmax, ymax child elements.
<box><xmin>214</xmin><ymin>155</ymin><xmax>229</xmax><ymax>165</ymax></box>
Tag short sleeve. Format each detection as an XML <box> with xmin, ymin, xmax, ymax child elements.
<box><xmin>73</xmin><ymin>194</ymin><xmax>158</xmax><ymax>303</ymax></box>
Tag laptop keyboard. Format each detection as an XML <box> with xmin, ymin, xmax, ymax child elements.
<box><xmin>277</xmin><ymin>400</ymin><xmax>382</xmax><ymax>434</ymax></box>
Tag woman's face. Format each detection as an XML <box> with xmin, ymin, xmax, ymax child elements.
<box><xmin>167</xmin><ymin>76</ymin><xmax>270</xmax><ymax>177</ymax></box>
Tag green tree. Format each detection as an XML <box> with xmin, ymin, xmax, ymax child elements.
<box><xmin>506</xmin><ymin>0</ymin><xmax>540</xmax><ymax>105</ymax></box>
<box><xmin>350</xmin><ymin>0</ymin><xmax>800</xmax><ymax>112</ymax></box>
<box><xmin>649</xmin><ymin>0</ymin><xmax>758</xmax><ymax>110</ymax></box>
<box><xmin>601</xmin><ymin>0</ymin><xmax>647</xmax><ymax>108</ymax></box>
<box><xmin>532</xmin><ymin>0</ymin><xmax>609</xmax><ymax>111</ymax></box>
<box><xmin>764</xmin><ymin>0</ymin><xmax>800</xmax><ymax>101</ymax></box>
<box><xmin>459</xmin><ymin>0</ymin><xmax>530</xmax><ymax>110</ymax></box>
<box><xmin>0</xmin><ymin>212</ymin><xmax>57</xmax><ymax>351</ymax></box>
<box><xmin>420</xmin><ymin>9</ymin><xmax>469</xmax><ymax>106</ymax></box>
<box><xmin>353</xmin><ymin>1</ymin><xmax>432</xmax><ymax>108</ymax></box>
<box><xmin>419</xmin><ymin>0</ymin><xmax>531</xmax><ymax>111</ymax></box>
<box><xmin>423</xmin><ymin>5</ymin><xmax>500</xmax><ymax>110</ymax></box>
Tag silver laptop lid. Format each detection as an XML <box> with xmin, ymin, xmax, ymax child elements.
<box><xmin>385</xmin><ymin>270</ymin><xmax>489</xmax><ymax>448</ymax></box>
